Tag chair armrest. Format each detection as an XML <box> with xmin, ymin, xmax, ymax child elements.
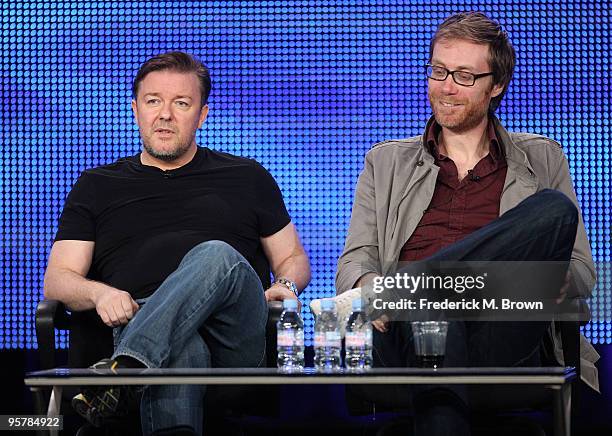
<box><xmin>266</xmin><ymin>300</ymin><xmax>283</xmax><ymax>327</ymax></box>
<box><xmin>36</xmin><ymin>299</ymin><xmax>71</xmax><ymax>369</ymax></box>
<box><xmin>265</xmin><ymin>300</ymin><xmax>283</xmax><ymax>367</ymax></box>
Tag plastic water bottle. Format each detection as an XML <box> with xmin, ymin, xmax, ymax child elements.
<box><xmin>314</xmin><ymin>299</ymin><xmax>342</xmax><ymax>370</ymax></box>
<box><xmin>276</xmin><ymin>299</ymin><xmax>304</xmax><ymax>371</ymax></box>
<box><xmin>345</xmin><ymin>298</ymin><xmax>373</xmax><ymax>370</ymax></box>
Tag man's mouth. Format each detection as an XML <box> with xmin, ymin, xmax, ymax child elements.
<box><xmin>440</xmin><ymin>101</ymin><xmax>462</xmax><ymax>108</ymax></box>
<box><xmin>155</xmin><ymin>128</ymin><xmax>175</xmax><ymax>134</ymax></box>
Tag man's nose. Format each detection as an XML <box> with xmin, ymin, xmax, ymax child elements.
<box><xmin>441</xmin><ymin>74</ymin><xmax>459</xmax><ymax>94</ymax></box>
<box><xmin>158</xmin><ymin>102</ymin><xmax>172</xmax><ymax>120</ymax></box>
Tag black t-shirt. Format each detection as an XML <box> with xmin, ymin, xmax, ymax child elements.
<box><xmin>55</xmin><ymin>147</ymin><xmax>291</xmax><ymax>299</ymax></box>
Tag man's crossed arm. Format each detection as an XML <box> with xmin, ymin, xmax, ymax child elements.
<box><xmin>44</xmin><ymin>240</ymin><xmax>139</xmax><ymax>327</ymax></box>
<box><xmin>45</xmin><ymin>222</ymin><xmax>311</xmax><ymax>327</ymax></box>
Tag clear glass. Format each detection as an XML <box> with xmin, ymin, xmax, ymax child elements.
<box><xmin>411</xmin><ymin>321</ymin><xmax>449</xmax><ymax>369</ymax></box>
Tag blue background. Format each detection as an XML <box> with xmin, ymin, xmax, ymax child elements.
<box><xmin>1</xmin><ymin>1</ymin><xmax>610</xmax><ymax>348</ymax></box>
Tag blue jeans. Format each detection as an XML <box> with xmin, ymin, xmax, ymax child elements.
<box><xmin>111</xmin><ymin>240</ymin><xmax>268</xmax><ymax>436</ymax></box>
<box><xmin>372</xmin><ymin>189</ymin><xmax>579</xmax><ymax>436</ymax></box>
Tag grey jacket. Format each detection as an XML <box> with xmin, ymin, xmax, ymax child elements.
<box><xmin>336</xmin><ymin>116</ymin><xmax>599</xmax><ymax>391</ymax></box>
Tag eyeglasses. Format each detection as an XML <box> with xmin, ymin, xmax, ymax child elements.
<box><xmin>425</xmin><ymin>64</ymin><xmax>494</xmax><ymax>87</ymax></box>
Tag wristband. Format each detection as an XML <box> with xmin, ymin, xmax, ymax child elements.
<box><xmin>273</xmin><ymin>277</ymin><xmax>299</xmax><ymax>297</ymax></box>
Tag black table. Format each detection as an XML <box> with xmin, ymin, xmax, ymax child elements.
<box><xmin>25</xmin><ymin>366</ymin><xmax>575</xmax><ymax>436</ymax></box>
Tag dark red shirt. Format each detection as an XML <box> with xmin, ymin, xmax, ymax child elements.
<box><xmin>399</xmin><ymin>120</ymin><xmax>508</xmax><ymax>261</ymax></box>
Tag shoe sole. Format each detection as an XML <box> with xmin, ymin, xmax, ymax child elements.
<box><xmin>72</xmin><ymin>386</ymin><xmax>126</xmax><ymax>427</ymax></box>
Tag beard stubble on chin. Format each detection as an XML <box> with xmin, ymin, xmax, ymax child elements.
<box><xmin>428</xmin><ymin>87</ymin><xmax>493</xmax><ymax>134</ymax></box>
<box><xmin>141</xmin><ymin>134</ymin><xmax>194</xmax><ymax>162</ymax></box>
<box><xmin>436</xmin><ymin>105</ymin><xmax>488</xmax><ymax>134</ymax></box>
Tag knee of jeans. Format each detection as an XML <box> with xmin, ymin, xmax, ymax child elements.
<box><xmin>191</xmin><ymin>240</ymin><xmax>243</xmax><ymax>263</ymax></box>
<box><xmin>536</xmin><ymin>189</ymin><xmax>578</xmax><ymax>223</ymax></box>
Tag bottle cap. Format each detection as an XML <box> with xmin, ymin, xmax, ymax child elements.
<box><xmin>283</xmin><ymin>299</ymin><xmax>298</xmax><ymax>310</ymax></box>
<box><xmin>321</xmin><ymin>298</ymin><xmax>336</xmax><ymax>311</ymax></box>
<box><xmin>351</xmin><ymin>298</ymin><xmax>363</xmax><ymax>311</ymax></box>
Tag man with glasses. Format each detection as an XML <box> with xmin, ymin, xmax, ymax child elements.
<box><xmin>333</xmin><ymin>12</ymin><xmax>597</xmax><ymax>435</ymax></box>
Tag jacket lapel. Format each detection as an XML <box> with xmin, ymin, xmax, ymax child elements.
<box><xmin>385</xmin><ymin>135</ymin><xmax>438</xmax><ymax>273</ymax></box>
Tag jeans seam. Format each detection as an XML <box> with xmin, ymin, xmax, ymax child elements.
<box><xmin>112</xmin><ymin>349</ymin><xmax>155</xmax><ymax>369</ymax></box>
<box><xmin>174</xmin><ymin>259</ymin><xmax>253</xmax><ymax>334</ymax></box>
<box><xmin>151</xmin><ymin>259</ymin><xmax>257</xmax><ymax>367</ymax></box>
<box><xmin>115</xmin><ymin>260</ymin><xmax>249</xmax><ymax>368</ymax></box>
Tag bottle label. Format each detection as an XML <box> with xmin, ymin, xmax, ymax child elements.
<box><xmin>345</xmin><ymin>332</ymin><xmax>366</xmax><ymax>347</ymax></box>
<box><xmin>277</xmin><ymin>331</ymin><xmax>304</xmax><ymax>347</ymax></box>
<box><xmin>314</xmin><ymin>331</ymin><xmax>341</xmax><ymax>347</ymax></box>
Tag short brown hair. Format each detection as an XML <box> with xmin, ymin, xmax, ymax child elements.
<box><xmin>132</xmin><ymin>51</ymin><xmax>212</xmax><ymax>106</ymax></box>
<box><xmin>429</xmin><ymin>12</ymin><xmax>515</xmax><ymax>113</ymax></box>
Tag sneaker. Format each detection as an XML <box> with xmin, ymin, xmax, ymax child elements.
<box><xmin>72</xmin><ymin>358</ymin><xmax>135</xmax><ymax>427</ymax></box>
<box><xmin>309</xmin><ymin>287</ymin><xmax>362</xmax><ymax>336</ymax></box>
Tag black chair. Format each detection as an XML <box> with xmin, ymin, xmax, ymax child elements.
<box><xmin>34</xmin><ymin>298</ymin><xmax>284</xmax><ymax>435</ymax></box>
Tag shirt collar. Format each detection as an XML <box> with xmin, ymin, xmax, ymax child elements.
<box><xmin>426</xmin><ymin>118</ymin><xmax>503</xmax><ymax>163</ymax></box>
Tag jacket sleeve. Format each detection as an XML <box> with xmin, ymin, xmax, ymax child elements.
<box><xmin>335</xmin><ymin>152</ymin><xmax>381</xmax><ymax>294</ymax></box>
<box><xmin>550</xmin><ymin>148</ymin><xmax>596</xmax><ymax>299</ymax></box>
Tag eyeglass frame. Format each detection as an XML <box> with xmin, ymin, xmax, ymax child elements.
<box><xmin>425</xmin><ymin>64</ymin><xmax>495</xmax><ymax>87</ymax></box>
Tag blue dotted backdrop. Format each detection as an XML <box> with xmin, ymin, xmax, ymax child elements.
<box><xmin>1</xmin><ymin>1</ymin><xmax>610</xmax><ymax>349</ymax></box>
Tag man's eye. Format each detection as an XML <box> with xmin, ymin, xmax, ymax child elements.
<box><xmin>455</xmin><ymin>72</ymin><xmax>474</xmax><ymax>81</ymax></box>
<box><xmin>176</xmin><ymin>101</ymin><xmax>189</xmax><ymax>107</ymax></box>
<box><xmin>432</xmin><ymin>67</ymin><xmax>447</xmax><ymax>77</ymax></box>
<box><xmin>146</xmin><ymin>99</ymin><xmax>160</xmax><ymax>105</ymax></box>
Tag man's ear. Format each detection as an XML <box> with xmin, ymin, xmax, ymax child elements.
<box><xmin>131</xmin><ymin>99</ymin><xmax>138</xmax><ymax>119</ymax></box>
<box><xmin>491</xmin><ymin>82</ymin><xmax>504</xmax><ymax>98</ymax></box>
<box><xmin>198</xmin><ymin>104</ymin><xmax>209</xmax><ymax>128</ymax></box>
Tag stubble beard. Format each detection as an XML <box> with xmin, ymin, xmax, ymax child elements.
<box><xmin>429</xmin><ymin>90</ymin><xmax>491</xmax><ymax>134</ymax></box>
<box><xmin>141</xmin><ymin>132</ymin><xmax>195</xmax><ymax>162</ymax></box>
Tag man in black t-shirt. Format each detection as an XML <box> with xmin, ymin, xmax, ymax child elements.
<box><xmin>44</xmin><ymin>51</ymin><xmax>311</xmax><ymax>435</ymax></box>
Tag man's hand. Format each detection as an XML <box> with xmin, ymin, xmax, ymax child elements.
<box><xmin>45</xmin><ymin>240</ymin><xmax>140</xmax><ymax>325</ymax></box>
<box><xmin>356</xmin><ymin>273</ymin><xmax>389</xmax><ymax>332</ymax></box>
<box><xmin>93</xmin><ymin>288</ymin><xmax>139</xmax><ymax>327</ymax></box>
<box><xmin>372</xmin><ymin>314</ymin><xmax>390</xmax><ymax>333</ymax></box>
<box><xmin>265</xmin><ymin>284</ymin><xmax>302</xmax><ymax>311</ymax></box>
